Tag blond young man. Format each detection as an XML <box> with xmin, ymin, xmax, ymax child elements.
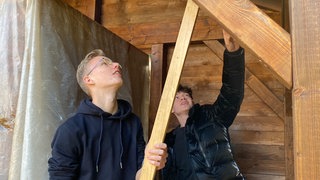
<box><xmin>49</xmin><ymin>49</ymin><xmax>167</xmax><ymax>180</ymax></box>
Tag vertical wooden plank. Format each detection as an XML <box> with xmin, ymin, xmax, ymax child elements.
<box><xmin>282</xmin><ymin>0</ymin><xmax>290</xmax><ymax>33</ymax></box>
<box><xmin>140</xmin><ymin>0</ymin><xmax>199</xmax><ymax>179</ymax></box>
<box><xmin>94</xmin><ymin>0</ymin><xmax>102</xmax><ymax>23</ymax></box>
<box><xmin>290</xmin><ymin>0</ymin><xmax>320</xmax><ymax>179</ymax></box>
<box><xmin>284</xmin><ymin>89</ymin><xmax>294</xmax><ymax>180</ymax></box>
<box><xmin>148</xmin><ymin>44</ymin><xmax>164</xmax><ymax>138</ymax></box>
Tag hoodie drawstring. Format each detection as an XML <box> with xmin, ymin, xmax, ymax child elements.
<box><xmin>119</xmin><ymin>118</ymin><xmax>123</xmax><ymax>169</ymax></box>
<box><xmin>96</xmin><ymin>115</ymin><xmax>104</xmax><ymax>173</ymax></box>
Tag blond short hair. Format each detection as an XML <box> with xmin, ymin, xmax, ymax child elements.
<box><xmin>76</xmin><ymin>49</ymin><xmax>105</xmax><ymax>96</ymax></box>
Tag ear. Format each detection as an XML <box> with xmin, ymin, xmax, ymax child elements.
<box><xmin>83</xmin><ymin>75</ymin><xmax>95</xmax><ymax>85</ymax></box>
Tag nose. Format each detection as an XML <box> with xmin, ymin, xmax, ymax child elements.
<box><xmin>113</xmin><ymin>62</ymin><xmax>122</xmax><ymax>69</ymax></box>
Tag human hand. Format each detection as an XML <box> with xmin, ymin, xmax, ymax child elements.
<box><xmin>222</xmin><ymin>29</ymin><xmax>240</xmax><ymax>52</ymax></box>
<box><xmin>145</xmin><ymin>143</ymin><xmax>168</xmax><ymax>170</ymax></box>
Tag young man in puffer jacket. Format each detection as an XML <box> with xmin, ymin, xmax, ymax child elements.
<box><xmin>162</xmin><ymin>30</ymin><xmax>245</xmax><ymax>180</ymax></box>
<box><xmin>48</xmin><ymin>49</ymin><xmax>167</xmax><ymax>180</ymax></box>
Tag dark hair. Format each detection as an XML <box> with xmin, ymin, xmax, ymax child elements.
<box><xmin>177</xmin><ymin>84</ymin><xmax>193</xmax><ymax>99</ymax></box>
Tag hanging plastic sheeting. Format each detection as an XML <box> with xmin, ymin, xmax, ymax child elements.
<box><xmin>0</xmin><ymin>0</ymin><xmax>25</xmax><ymax>179</ymax></box>
<box><xmin>0</xmin><ymin>0</ymin><xmax>147</xmax><ymax>179</ymax></box>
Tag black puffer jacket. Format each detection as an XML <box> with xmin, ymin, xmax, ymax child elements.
<box><xmin>163</xmin><ymin>48</ymin><xmax>245</xmax><ymax>180</ymax></box>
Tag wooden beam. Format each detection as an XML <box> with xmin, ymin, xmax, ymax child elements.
<box><xmin>204</xmin><ymin>40</ymin><xmax>285</xmax><ymax>120</ymax></box>
<box><xmin>290</xmin><ymin>0</ymin><xmax>320</xmax><ymax>178</ymax></box>
<box><xmin>106</xmin><ymin>8</ymin><xmax>282</xmax><ymax>49</ymax></box>
<box><xmin>140</xmin><ymin>0</ymin><xmax>199</xmax><ymax>178</ymax></box>
<box><xmin>107</xmin><ymin>18</ymin><xmax>223</xmax><ymax>46</ymax></box>
<box><xmin>193</xmin><ymin>0</ymin><xmax>292</xmax><ymax>89</ymax></box>
<box><xmin>246</xmin><ymin>75</ymin><xmax>285</xmax><ymax>120</ymax></box>
<box><xmin>102</xmin><ymin>0</ymin><xmax>281</xmax><ymax>48</ymax></box>
<box><xmin>148</xmin><ymin>44</ymin><xmax>165</xmax><ymax>138</ymax></box>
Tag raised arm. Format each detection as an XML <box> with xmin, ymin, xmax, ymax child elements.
<box><xmin>212</xmin><ymin>30</ymin><xmax>245</xmax><ymax>127</ymax></box>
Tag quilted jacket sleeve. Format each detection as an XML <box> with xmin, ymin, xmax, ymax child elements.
<box><xmin>212</xmin><ymin>47</ymin><xmax>245</xmax><ymax>128</ymax></box>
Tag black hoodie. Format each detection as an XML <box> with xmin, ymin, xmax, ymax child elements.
<box><xmin>48</xmin><ymin>98</ymin><xmax>146</xmax><ymax>180</ymax></box>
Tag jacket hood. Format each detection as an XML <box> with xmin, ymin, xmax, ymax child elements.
<box><xmin>77</xmin><ymin>98</ymin><xmax>132</xmax><ymax>119</ymax></box>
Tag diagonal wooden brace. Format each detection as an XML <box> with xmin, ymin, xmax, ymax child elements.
<box><xmin>139</xmin><ymin>0</ymin><xmax>199</xmax><ymax>179</ymax></box>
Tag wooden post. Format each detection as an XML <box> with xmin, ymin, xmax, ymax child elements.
<box><xmin>148</xmin><ymin>44</ymin><xmax>165</xmax><ymax>139</ymax></box>
<box><xmin>139</xmin><ymin>0</ymin><xmax>199</xmax><ymax>179</ymax></box>
<box><xmin>290</xmin><ymin>0</ymin><xmax>320</xmax><ymax>179</ymax></box>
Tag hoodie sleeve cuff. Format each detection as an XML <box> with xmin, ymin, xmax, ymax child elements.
<box><xmin>225</xmin><ymin>47</ymin><xmax>244</xmax><ymax>57</ymax></box>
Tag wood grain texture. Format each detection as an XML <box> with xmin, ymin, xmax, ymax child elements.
<box><xmin>284</xmin><ymin>89</ymin><xmax>294</xmax><ymax>180</ymax></box>
<box><xmin>148</xmin><ymin>44</ymin><xmax>164</xmax><ymax>137</ymax></box>
<box><xmin>290</xmin><ymin>0</ymin><xmax>320</xmax><ymax>178</ymax></box>
<box><xmin>139</xmin><ymin>0</ymin><xmax>199</xmax><ymax>179</ymax></box>
<box><xmin>246</xmin><ymin>75</ymin><xmax>284</xmax><ymax>120</ymax></box>
<box><xmin>236</xmin><ymin>159</ymin><xmax>285</xmax><ymax>175</ymax></box>
<box><xmin>194</xmin><ymin>0</ymin><xmax>292</xmax><ymax>88</ymax></box>
<box><xmin>230</xmin><ymin>130</ymin><xmax>284</xmax><ymax>145</ymax></box>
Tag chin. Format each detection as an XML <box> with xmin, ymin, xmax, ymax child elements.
<box><xmin>116</xmin><ymin>80</ymin><xmax>123</xmax><ymax>87</ymax></box>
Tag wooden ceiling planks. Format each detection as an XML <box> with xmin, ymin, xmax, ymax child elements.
<box><xmin>62</xmin><ymin>0</ymin><xmax>284</xmax><ymax>56</ymax></box>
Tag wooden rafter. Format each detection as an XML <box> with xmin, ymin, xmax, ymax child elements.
<box><xmin>193</xmin><ymin>0</ymin><xmax>292</xmax><ymax>89</ymax></box>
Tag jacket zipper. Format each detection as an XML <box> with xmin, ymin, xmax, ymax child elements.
<box><xmin>193</xmin><ymin>130</ymin><xmax>210</xmax><ymax>167</ymax></box>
